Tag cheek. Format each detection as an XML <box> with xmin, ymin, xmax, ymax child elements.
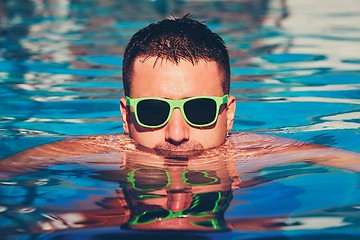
<box><xmin>129</xmin><ymin>125</ymin><xmax>164</xmax><ymax>148</ymax></box>
<box><xmin>190</xmin><ymin>114</ymin><xmax>228</xmax><ymax>147</ymax></box>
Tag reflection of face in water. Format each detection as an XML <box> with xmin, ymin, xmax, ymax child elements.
<box><xmin>122</xmin><ymin>170</ymin><xmax>232</xmax><ymax>230</ymax></box>
<box><xmin>118</xmin><ymin>152</ymin><xmax>235</xmax><ymax>231</ymax></box>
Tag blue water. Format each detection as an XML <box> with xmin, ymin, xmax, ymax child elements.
<box><xmin>1</xmin><ymin>0</ymin><xmax>360</xmax><ymax>239</ymax></box>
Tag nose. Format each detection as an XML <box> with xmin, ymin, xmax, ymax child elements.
<box><xmin>165</xmin><ymin>108</ymin><xmax>190</xmax><ymax>145</ymax></box>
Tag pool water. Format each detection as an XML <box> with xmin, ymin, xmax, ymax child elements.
<box><xmin>1</xmin><ymin>0</ymin><xmax>360</xmax><ymax>239</ymax></box>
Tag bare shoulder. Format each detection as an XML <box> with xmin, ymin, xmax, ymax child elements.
<box><xmin>226</xmin><ymin>132</ymin><xmax>306</xmax><ymax>154</ymax></box>
<box><xmin>68</xmin><ymin>134</ymin><xmax>137</xmax><ymax>151</ymax></box>
<box><xmin>37</xmin><ymin>134</ymin><xmax>137</xmax><ymax>154</ymax></box>
<box><xmin>0</xmin><ymin>134</ymin><xmax>137</xmax><ymax>179</ymax></box>
<box><xmin>227</xmin><ymin>132</ymin><xmax>360</xmax><ymax>173</ymax></box>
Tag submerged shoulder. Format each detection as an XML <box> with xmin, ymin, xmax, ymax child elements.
<box><xmin>226</xmin><ymin>132</ymin><xmax>303</xmax><ymax>150</ymax></box>
<box><xmin>225</xmin><ymin>132</ymin><xmax>320</xmax><ymax>160</ymax></box>
<box><xmin>65</xmin><ymin>134</ymin><xmax>138</xmax><ymax>152</ymax></box>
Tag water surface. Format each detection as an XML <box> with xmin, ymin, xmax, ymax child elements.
<box><xmin>1</xmin><ymin>0</ymin><xmax>360</xmax><ymax>239</ymax></box>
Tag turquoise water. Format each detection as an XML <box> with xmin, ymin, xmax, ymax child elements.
<box><xmin>1</xmin><ymin>0</ymin><xmax>360</xmax><ymax>239</ymax></box>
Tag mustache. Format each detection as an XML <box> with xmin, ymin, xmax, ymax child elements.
<box><xmin>154</xmin><ymin>141</ymin><xmax>204</xmax><ymax>159</ymax></box>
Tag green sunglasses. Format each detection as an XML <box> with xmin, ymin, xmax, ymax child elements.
<box><xmin>126</xmin><ymin>95</ymin><xmax>228</xmax><ymax>128</ymax></box>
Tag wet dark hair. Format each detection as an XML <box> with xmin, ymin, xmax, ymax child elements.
<box><xmin>122</xmin><ymin>15</ymin><xmax>230</xmax><ymax>96</ymax></box>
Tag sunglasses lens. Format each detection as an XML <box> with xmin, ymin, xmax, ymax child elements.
<box><xmin>184</xmin><ymin>98</ymin><xmax>217</xmax><ymax>126</ymax></box>
<box><xmin>132</xmin><ymin>169</ymin><xmax>169</xmax><ymax>191</ymax></box>
<box><xmin>137</xmin><ymin>99</ymin><xmax>170</xmax><ymax>127</ymax></box>
<box><xmin>184</xmin><ymin>170</ymin><xmax>219</xmax><ymax>186</ymax></box>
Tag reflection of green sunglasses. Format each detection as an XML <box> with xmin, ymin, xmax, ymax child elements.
<box><xmin>126</xmin><ymin>95</ymin><xmax>228</xmax><ymax>128</ymax></box>
<box><xmin>130</xmin><ymin>191</ymin><xmax>232</xmax><ymax>230</ymax></box>
<box><xmin>127</xmin><ymin>168</ymin><xmax>220</xmax><ymax>192</ymax></box>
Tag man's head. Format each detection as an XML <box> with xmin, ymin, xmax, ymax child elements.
<box><xmin>120</xmin><ymin>15</ymin><xmax>236</xmax><ymax>157</ymax></box>
<box><xmin>122</xmin><ymin>15</ymin><xmax>230</xmax><ymax>97</ymax></box>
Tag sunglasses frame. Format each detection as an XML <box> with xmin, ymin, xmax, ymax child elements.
<box><xmin>126</xmin><ymin>94</ymin><xmax>228</xmax><ymax>128</ymax></box>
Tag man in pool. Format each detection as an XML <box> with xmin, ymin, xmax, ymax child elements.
<box><xmin>0</xmin><ymin>15</ymin><xmax>359</xmax><ymax>177</ymax></box>
<box><xmin>1</xmin><ymin>15</ymin><xmax>360</xmax><ymax>233</ymax></box>
<box><xmin>119</xmin><ymin>14</ymin><xmax>236</xmax><ymax>158</ymax></box>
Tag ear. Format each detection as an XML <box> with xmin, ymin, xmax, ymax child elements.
<box><xmin>120</xmin><ymin>98</ymin><xmax>129</xmax><ymax>133</ymax></box>
<box><xmin>226</xmin><ymin>96</ymin><xmax>236</xmax><ymax>132</ymax></box>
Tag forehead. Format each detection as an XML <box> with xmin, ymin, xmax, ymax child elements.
<box><xmin>130</xmin><ymin>57</ymin><xmax>224</xmax><ymax>98</ymax></box>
